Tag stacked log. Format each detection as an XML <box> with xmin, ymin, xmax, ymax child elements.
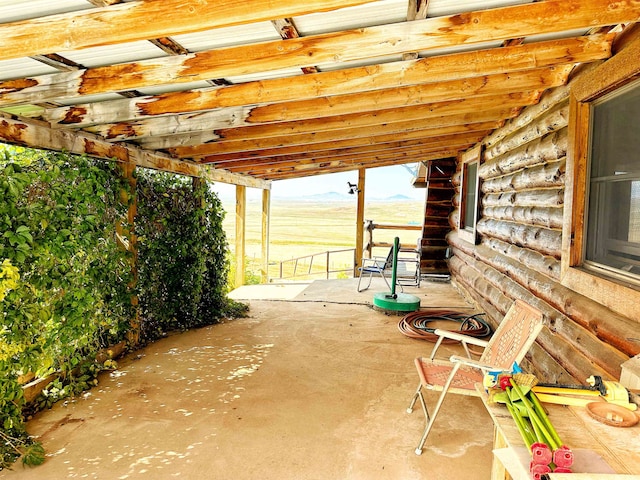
<box><xmin>449</xmin><ymin>86</ymin><xmax>638</xmax><ymax>383</ymax></box>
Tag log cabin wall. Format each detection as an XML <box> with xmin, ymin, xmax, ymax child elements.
<box><xmin>447</xmin><ymin>30</ymin><xmax>640</xmax><ymax>384</ymax></box>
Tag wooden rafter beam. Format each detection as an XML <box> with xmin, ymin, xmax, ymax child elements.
<box><xmin>167</xmin><ymin>92</ymin><xmax>535</xmax><ymax>157</ymax></box>
<box><xmin>221</xmin><ymin>134</ymin><xmax>487</xmax><ymax>173</ymax></box>
<box><xmin>0</xmin><ymin>0</ymin><xmax>378</xmax><ymax>61</ymax></box>
<box><xmin>0</xmin><ymin>113</ymin><xmax>269</xmax><ymax>189</ymax></box>
<box><xmin>253</xmin><ymin>150</ymin><xmax>463</xmax><ymax>180</ymax></box>
<box><xmin>271</xmin><ymin>18</ymin><xmax>319</xmax><ymax>74</ymax></box>
<box><xmin>75</xmin><ymin>65</ymin><xmax>570</xmax><ymax>136</ymax></box>
<box><xmin>0</xmin><ymin>33</ymin><xmax>613</xmax><ymax>109</ymax></box>
<box><xmin>166</xmin><ymin>106</ymin><xmax>520</xmax><ymax>158</ymax></box>
<box><xmin>199</xmin><ymin>120</ymin><xmax>502</xmax><ymax>164</ymax></box>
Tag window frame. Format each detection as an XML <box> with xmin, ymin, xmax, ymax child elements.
<box><xmin>562</xmin><ymin>35</ymin><xmax>640</xmax><ymax>316</ymax></box>
<box><xmin>458</xmin><ymin>144</ymin><xmax>482</xmax><ymax>244</ymax></box>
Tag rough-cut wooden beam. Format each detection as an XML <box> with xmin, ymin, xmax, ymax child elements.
<box><xmin>223</xmin><ymin>146</ymin><xmax>480</xmax><ymax>176</ymax></box>
<box><xmin>255</xmin><ymin>151</ymin><xmax>461</xmax><ymax>180</ymax></box>
<box><xmin>199</xmin><ymin>120</ymin><xmax>502</xmax><ymax>164</ymax></box>
<box><xmin>219</xmin><ymin>134</ymin><xmax>487</xmax><ymax>172</ymax></box>
<box><xmin>271</xmin><ymin>18</ymin><xmax>319</xmax><ymax>74</ymax></box>
<box><xmin>0</xmin><ymin>0</ymin><xmax>378</xmax><ymax>61</ymax></box>
<box><xmin>0</xmin><ymin>34</ymin><xmax>613</xmax><ymax>109</ymax></box>
<box><xmin>0</xmin><ymin>113</ymin><xmax>269</xmax><ymax>189</ymax></box>
<box><xmin>148</xmin><ymin>37</ymin><xmax>189</xmax><ymax>56</ymax></box>
<box><xmin>29</xmin><ymin>53</ymin><xmax>84</xmax><ymax>71</ymax></box>
<box><xmin>404</xmin><ymin>0</ymin><xmax>430</xmax><ymax>60</ymax></box>
<box><xmin>77</xmin><ymin>66</ymin><xmax>569</xmax><ymax>135</ymax></box>
<box><xmin>169</xmin><ymin>105</ymin><xmax>521</xmax><ymax>157</ymax></box>
<box><xmin>183</xmin><ymin>92</ymin><xmax>536</xmax><ymax>144</ymax></box>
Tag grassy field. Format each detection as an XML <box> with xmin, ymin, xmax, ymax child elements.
<box><xmin>221</xmin><ymin>198</ymin><xmax>424</xmax><ymax>281</ymax></box>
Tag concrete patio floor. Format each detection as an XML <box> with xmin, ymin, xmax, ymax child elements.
<box><xmin>2</xmin><ymin>278</ymin><xmax>494</xmax><ymax>479</ymax></box>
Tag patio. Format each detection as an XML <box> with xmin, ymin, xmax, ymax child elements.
<box><xmin>4</xmin><ymin>279</ymin><xmax>494</xmax><ymax>479</ymax></box>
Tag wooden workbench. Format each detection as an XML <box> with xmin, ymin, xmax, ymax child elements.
<box><xmin>477</xmin><ymin>387</ymin><xmax>640</xmax><ymax>479</ymax></box>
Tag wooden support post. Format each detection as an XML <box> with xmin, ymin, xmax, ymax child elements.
<box><xmin>117</xmin><ymin>163</ymin><xmax>140</xmax><ymax>346</ymax></box>
<box><xmin>235</xmin><ymin>185</ymin><xmax>246</xmax><ymax>288</ymax></box>
<box><xmin>261</xmin><ymin>188</ymin><xmax>270</xmax><ymax>283</ymax></box>
<box><xmin>354</xmin><ymin>168</ymin><xmax>366</xmax><ymax>276</ymax></box>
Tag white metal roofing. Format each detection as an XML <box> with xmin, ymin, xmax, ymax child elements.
<box><xmin>0</xmin><ymin>0</ymin><xmax>633</xmax><ymax>183</ymax></box>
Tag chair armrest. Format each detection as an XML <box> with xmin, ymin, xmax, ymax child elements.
<box><xmin>428</xmin><ymin>328</ymin><xmax>490</xmax><ymax>360</ymax></box>
<box><xmin>449</xmin><ymin>355</ymin><xmax>503</xmax><ymax>372</ymax></box>
<box><xmin>432</xmin><ymin>329</ymin><xmax>490</xmax><ymax>348</ymax></box>
<box><xmin>360</xmin><ymin>256</ymin><xmax>385</xmax><ymax>267</ymax></box>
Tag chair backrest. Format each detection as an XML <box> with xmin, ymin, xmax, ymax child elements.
<box><xmin>382</xmin><ymin>246</ymin><xmax>395</xmax><ymax>269</ymax></box>
<box><xmin>479</xmin><ymin>299</ymin><xmax>544</xmax><ymax>371</ymax></box>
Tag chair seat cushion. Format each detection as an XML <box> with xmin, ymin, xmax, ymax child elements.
<box><xmin>415</xmin><ymin>357</ymin><xmax>483</xmax><ymax>393</ymax></box>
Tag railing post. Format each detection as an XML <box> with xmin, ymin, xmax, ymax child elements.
<box><xmin>326</xmin><ymin>250</ymin><xmax>330</xmax><ymax>279</ymax></box>
<box><xmin>365</xmin><ymin>219</ymin><xmax>374</xmax><ymax>258</ymax></box>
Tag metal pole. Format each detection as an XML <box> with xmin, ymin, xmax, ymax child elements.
<box><xmin>390</xmin><ymin>237</ymin><xmax>399</xmax><ymax>298</ymax></box>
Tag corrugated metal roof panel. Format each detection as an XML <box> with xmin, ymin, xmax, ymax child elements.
<box><xmin>137</xmin><ymin>81</ymin><xmax>213</xmax><ymax>96</ymax></box>
<box><xmin>54</xmin><ymin>92</ymin><xmax>125</xmax><ymax>106</ymax></box>
<box><xmin>426</xmin><ymin>0</ymin><xmax>533</xmax><ymax>17</ymax></box>
<box><xmin>172</xmin><ymin>22</ymin><xmax>281</xmax><ymax>53</ymax></box>
<box><xmin>318</xmin><ymin>54</ymin><xmax>404</xmax><ymax>72</ymax></box>
<box><xmin>523</xmin><ymin>28</ymin><xmax>591</xmax><ymax>44</ymax></box>
<box><xmin>419</xmin><ymin>40</ymin><xmax>504</xmax><ymax>58</ymax></box>
<box><xmin>293</xmin><ymin>0</ymin><xmax>408</xmax><ymax>35</ymax></box>
<box><xmin>61</xmin><ymin>41</ymin><xmax>167</xmax><ymax>68</ymax></box>
<box><xmin>226</xmin><ymin>67</ymin><xmax>304</xmax><ymax>84</ymax></box>
<box><xmin>0</xmin><ymin>57</ymin><xmax>60</xmax><ymax>81</ymax></box>
<box><xmin>0</xmin><ymin>0</ymin><xmax>92</xmax><ymax>23</ymax></box>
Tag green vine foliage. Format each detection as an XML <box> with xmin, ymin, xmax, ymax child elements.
<box><xmin>0</xmin><ymin>147</ymin><xmax>246</xmax><ymax>469</ymax></box>
<box><xmin>136</xmin><ymin>172</ymin><xmax>247</xmax><ymax>343</ymax></box>
<box><xmin>0</xmin><ymin>147</ymin><xmax>133</xmax><ymax>468</ymax></box>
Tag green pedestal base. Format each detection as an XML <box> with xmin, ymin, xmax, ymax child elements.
<box><xmin>372</xmin><ymin>292</ymin><xmax>421</xmax><ymax>313</ymax></box>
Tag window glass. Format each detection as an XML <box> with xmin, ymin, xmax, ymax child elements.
<box><xmin>463</xmin><ymin>161</ymin><xmax>478</xmax><ymax>230</ymax></box>
<box><xmin>586</xmin><ymin>79</ymin><xmax>640</xmax><ymax>278</ymax></box>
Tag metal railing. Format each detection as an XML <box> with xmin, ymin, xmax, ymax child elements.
<box><xmin>364</xmin><ymin>220</ymin><xmax>422</xmax><ymax>258</ymax></box>
<box><xmin>271</xmin><ymin>248</ymin><xmax>356</xmax><ymax>281</ymax></box>
<box><xmin>269</xmin><ymin>221</ymin><xmax>422</xmax><ymax>282</ymax></box>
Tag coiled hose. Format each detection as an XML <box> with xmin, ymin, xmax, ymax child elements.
<box><xmin>397</xmin><ymin>310</ymin><xmax>492</xmax><ymax>343</ymax></box>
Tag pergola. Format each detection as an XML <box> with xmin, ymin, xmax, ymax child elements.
<box><xmin>0</xmin><ymin>0</ymin><xmax>636</xmax><ymax>284</ymax></box>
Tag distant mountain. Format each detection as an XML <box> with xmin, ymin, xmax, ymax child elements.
<box><xmin>384</xmin><ymin>194</ymin><xmax>413</xmax><ymax>201</ymax></box>
<box><xmin>268</xmin><ymin>192</ymin><xmax>421</xmax><ymax>202</ymax></box>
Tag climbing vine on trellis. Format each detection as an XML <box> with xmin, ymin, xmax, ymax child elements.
<box><xmin>0</xmin><ymin>147</ymin><xmax>246</xmax><ymax>469</ymax></box>
<box><xmin>135</xmin><ymin>172</ymin><xmax>247</xmax><ymax>343</ymax></box>
<box><xmin>0</xmin><ymin>147</ymin><xmax>133</xmax><ymax>468</ymax></box>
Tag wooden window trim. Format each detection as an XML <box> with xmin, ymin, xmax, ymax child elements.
<box><xmin>458</xmin><ymin>144</ymin><xmax>482</xmax><ymax>245</ymax></box>
<box><xmin>562</xmin><ymin>33</ymin><xmax>640</xmax><ymax>318</ymax></box>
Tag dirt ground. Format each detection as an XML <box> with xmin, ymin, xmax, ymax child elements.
<box><xmin>1</xmin><ymin>279</ymin><xmax>494</xmax><ymax>479</ymax></box>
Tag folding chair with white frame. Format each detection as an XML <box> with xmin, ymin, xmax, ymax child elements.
<box><xmin>406</xmin><ymin>299</ymin><xmax>544</xmax><ymax>455</ymax></box>
<box><xmin>356</xmin><ymin>247</ymin><xmax>396</xmax><ymax>292</ymax></box>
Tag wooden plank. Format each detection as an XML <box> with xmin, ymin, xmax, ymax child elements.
<box><xmin>355</xmin><ymin>169</ymin><xmax>366</xmax><ymax>275</ymax></box>
<box><xmin>2</xmin><ymin>34</ymin><xmax>611</xmax><ymax>114</ymax></box>
<box><xmin>235</xmin><ymin>148</ymin><xmax>475</xmax><ymax>177</ymax></box>
<box><xmin>0</xmin><ymin>113</ymin><xmax>269</xmax><ymax>189</ymax></box>
<box><xmin>261</xmin><ymin>189</ymin><xmax>270</xmax><ymax>283</ymax></box>
<box><xmin>235</xmin><ymin>185</ymin><xmax>246</xmax><ymax>288</ymax></box>
<box><xmin>198</xmin><ymin>121</ymin><xmax>501</xmax><ymax>163</ymax></box>
<box><xmin>572</xmin><ymin>27</ymin><xmax>640</xmax><ymax>102</ymax></box>
<box><xmin>50</xmin><ymin>65</ymin><xmax>569</xmax><ymax>129</ymax></box>
<box><xmin>219</xmin><ymin>135</ymin><xmax>486</xmax><ymax>172</ymax></box>
<box><xmin>150</xmin><ymin>109</ymin><xmax>510</xmax><ymax>152</ymax></box>
<box><xmin>0</xmin><ymin>0</ymin><xmax>377</xmax><ymax>61</ymax></box>
<box><xmin>254</xmin><ymin>151</ymin><xmax>459</xmax><ymax>180</ymax></box>
<box><xmin>169</xmin><ymin>94</ymin><xmax>534</xmax><ymax>157</ymax></box>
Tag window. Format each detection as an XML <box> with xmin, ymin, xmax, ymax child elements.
<box><xmin>585</xmin><ymin>78</ymin><xmax>640</xmax><ymax>281</ymax></box>
<box><xmin>458</xmin><ymin>144</ymin><xmax>482</xmax><ymax>244</ymax></box>
<box><xmin>564</xmin><ymin>39</ymin><xmax>640</xmax><ymax>314</ymax></box>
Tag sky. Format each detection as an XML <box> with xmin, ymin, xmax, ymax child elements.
<box><xmin>211</xmin><ymin>163</ymin><xmax>425</xmax><ymax>201</ymax></box>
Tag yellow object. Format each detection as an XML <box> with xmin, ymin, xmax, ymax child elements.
<box><xmin>532</xmin><ymin>378</ymin><xmax>637</xmax><ymax>411</ymax></box>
